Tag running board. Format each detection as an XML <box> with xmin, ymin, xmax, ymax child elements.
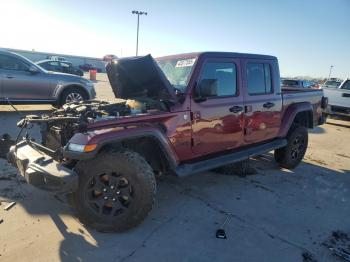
<box><xmin>175</xmin><ymin>139</ymin><xmax>287</xmax><ymax>177</ymax></box>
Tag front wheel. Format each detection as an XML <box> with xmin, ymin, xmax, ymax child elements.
<box><xmin>74</xmin><ymin>150</ymin><xmax>156</xmax><ymax>232</ymax></box>
<box><xmin>59</xmin><ymin>87</ymin><xmax>87</xmax><ymax>106</ymax></box>
<box><xmin>274</xmin><ymin>125</ymin><xmax>308</xmax><ymax>169</ymax></box>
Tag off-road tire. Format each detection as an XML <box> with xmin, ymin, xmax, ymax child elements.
<box><xmin>274</xmin><ymin>125</ymin><xmax>308</xmax><ymax>169</ymax></box>
<box><xmin>58</xmin><ymin>87</ymin><xmax>87</xmax><ymax>107</ymax></box>
<box><xmin>73</xmin><ymin>150</ymin><xmax>156</xmax><ymax>232</ymax></box>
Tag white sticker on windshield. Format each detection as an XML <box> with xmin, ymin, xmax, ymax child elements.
<box><xmin>175</xmin><ymin>58</ymin><xmax>196</xmax><ymax>68</ymax></box>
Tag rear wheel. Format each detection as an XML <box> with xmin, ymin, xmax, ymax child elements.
<box><xmin>74</xmin><ymin>150</ymin><xmax>156</xmax><ymax>232</ymax></box>
<box><xmin>274</xmin><ymin>125</ymin><xmax>308</xmax><ymax>169</ymax></box>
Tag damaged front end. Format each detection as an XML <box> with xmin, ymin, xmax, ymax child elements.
<box><xmin>7</xmin><ymin>100</ymin><xmax>126</xmax><ymax>191</ymax></box>
<box><xmin>7</xmin><ymin>97</ymin><xmax>166</xmax><ymax>191</ymax></box>
<box><xmin>8</xmin><ymin>55</ymin><xmax>178</xmax><ymax>192</ymax></box>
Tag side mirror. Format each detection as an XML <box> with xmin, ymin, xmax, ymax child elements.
<box><xmin>28</xmin><ymin>65</ymin><xmax>39</xmax><ymax>74</ymax></box>
<box><xmin>194</xmin><ymin>79</ymin><xmax>218</xmax><ymax>102</ymax></box>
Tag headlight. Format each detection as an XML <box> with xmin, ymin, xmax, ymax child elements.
<box><xmin>67</xmin><ymin>143</ymin><xmax>85</xmax><ymax>152</ymax></box>
<box><xmin>67</xmin><ymin>143</ymin><xmax>97</xmax><ymax>152</ymax></box>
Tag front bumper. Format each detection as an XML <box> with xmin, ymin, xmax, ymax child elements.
<box><xmin>86</xmin><ymin>83</ymin><xmax>96</xmax><ymax>99</ymax></box>
<box><xmin>7</xmin><ymin>140</ymin><xmax>78</xmax><ymax>192</ymax></box>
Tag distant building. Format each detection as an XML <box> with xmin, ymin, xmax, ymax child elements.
<box><xmin>1</xmin><ymin>47</ymin><xmax>106</xmax><ymax>73</ymax></box>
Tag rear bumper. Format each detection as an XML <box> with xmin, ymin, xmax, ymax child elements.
<box><xmin>7</xmin><ymin>140</ymin><xmax>78</xmax><ymax>192</ymax></box>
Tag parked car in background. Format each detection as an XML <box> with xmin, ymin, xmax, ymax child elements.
<box><xmin>47</xmin><ymin>55</ymin><xmax>67</xmax><ymax>61</ymax></box>
<box><xmin>281</xmin><ymin>79</ymin><xmax>313</xmax><ymax>88</ymax></box>
<box><xmin>79</xmin><ymin>63</ymin><xmax>102</xmax><ymax>72</ymax></box>
<box><xmin>0</xmin><ymin>50</ymin><xmax>95</xmax><ymax>106</ymax></box>
<box><xmin>36</xmin><ymin>59</ymin><xmax>84</xmax><ymax>76</ymax></box>
<box><xmin>320</xmin><ymin>79</ymin><xmax>342</xmax><ymax>89</ymax></box>
<box><xmin>323</xmin><ymin>79</ymin><xmax>350</xmax><ymax>117</ymax></box>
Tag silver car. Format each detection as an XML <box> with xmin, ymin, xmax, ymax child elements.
<box><xmin>0</xmin><ymin>50</ymin><xmax>96</xmax><ymax>106</ymax></box>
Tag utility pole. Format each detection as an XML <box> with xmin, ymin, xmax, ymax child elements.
<box><xmin>328</xmin><ymin>65</ymin><xmax>334</xmax><ymax>79</ymax></box>
<box><xmin>132</xmin><ymin>10</ymin><xmax>147</xmax><ymax>56</ymax></box>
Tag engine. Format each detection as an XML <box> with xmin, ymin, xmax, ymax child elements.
<box><xmin>19</xmin><ymin>99</ymin><xmax>164</xmax><ymax>151</ymax></box>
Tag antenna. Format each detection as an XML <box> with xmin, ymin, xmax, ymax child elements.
<box><xmin>5</xmin><ymin>98</ymin><xmax>24</xmax><ymax>117</ymax></box>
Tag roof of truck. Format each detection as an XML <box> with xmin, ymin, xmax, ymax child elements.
<box><xmin>156</xmin><ymin>51</ymin><xmax>277</xmax><ymax>60</ymax></box>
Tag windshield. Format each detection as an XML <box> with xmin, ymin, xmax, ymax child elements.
<box><xmin>156</xmin><ymin>57</ymin><xmax>197</xmax><ymax>92</ymax></box>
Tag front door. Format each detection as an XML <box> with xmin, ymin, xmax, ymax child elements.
<box><xmin>191</xmin><ymin>58</ymin><xmax>244</xmax><ymax>156</ymax></box>
<box><xmin>0</xmin><ymin>54</ymin><xmax>54</xmax><ymax>101</ymax></box>
<box><xmin>242</xmin><ymin>59</ymin><xmax>282</xmax><ymax>144</ymax></box>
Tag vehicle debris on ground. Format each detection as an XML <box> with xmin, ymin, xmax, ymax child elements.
<box><xmin>323</xmin><ymin>231</ymin><xmax>350</xmax><ymax>261</ymax></box>
<box><xmin>0</xmin><ymin>134</ymin><xmax>14</xmax><ymax>159</ymax></box>
<box><xmin>3</xmin><ymin>201</ymin><xmax>16</xmax><ymax>211</ymax></box>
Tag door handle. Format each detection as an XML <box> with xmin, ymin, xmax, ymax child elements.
<box><xmin>263</xmin><ymin>102</ymin><xmax>275</xmax><ymax>109</ymax></box>
<box><xmin>5</xmin><ymin>74</ymin><xmax>14</xmax><ymax>79</ymax></box>
<box><xmin>229</xmin><ymin>106</ymin><xmax>243</xmax><ymax>113</ymax></box>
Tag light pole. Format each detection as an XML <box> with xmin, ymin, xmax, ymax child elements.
<box><xmin>328</xmin><ymin>65</ymin><xmax>334</xmax><ymax>79</ymax></box>
<box><xmin>132</xmin><ymin>10</ymin><xmax>147</xmax><ymax>56</ymax></box>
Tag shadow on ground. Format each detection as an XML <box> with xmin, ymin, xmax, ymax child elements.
<box><xmin>1</xmin><ymin>152</ymin><xmax>349</xmax><ymax>262</ymax></box>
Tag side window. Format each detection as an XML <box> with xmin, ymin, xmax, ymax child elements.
<box><xmin>247</xmin><ymin>63</ymin><xmax>272</xmax><ymax>95</ymax></box>
<box><xmin>49</xmin><ymin>61</ymin><xmax>61</xmax><ymax>71</ymax></box>
<box><xmin>303</xmin><ymin>81</ymin><xmax>310</xmax><ymax>88</ymax></box>
<box><xmin>341</xmin><ymin>80</ymin><xmax>350</xmax><ymax>90</ymax></box>
<box><xmin>0</xmin><ymin>54</ymin><xmax>29</xmax><ymax>71</ymax></box>
<box><xmin>40</xmin><ymin>62</ymin><xmax>50</xmax><ymax>70</ymax></box>
<box><xmin>200</xmin><ymin>62</ymin><xmax>237</xmax><ymax>97</ymax></box>
<box><xmin>61</xmin><ymin>62</ymin><xmax>71</xmax><ymax>73</ymax></box>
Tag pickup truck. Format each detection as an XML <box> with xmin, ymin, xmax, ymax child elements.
<box><xmin>8</xmin><ymin>52</ymin><xmax>327</xmax><ymax>232</ymax></box>
<box><xmin>323</xmin><ymin>78</ymin><xmax>350</xmax><ymax>117</ymax></box>
<box><xmin>281</xmin><ymin>79</ymin><xmax>313</xmax><ymax>89</ymax></box>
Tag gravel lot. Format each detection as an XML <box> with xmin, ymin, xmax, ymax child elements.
<box><xmin>0</xmin><ymin>74</ymin><xmax>349</xmax><ymax>262</ymax></box>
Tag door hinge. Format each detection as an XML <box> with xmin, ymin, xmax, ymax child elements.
<box><xmin>191</xmin><ymin>111</ymin><xmax>201</xmax><ymax>120</ymax></box>
<box><xmin>244</xmin><ymin>127</ymin><xmax>252</xmax><ymax>135</ymax></box>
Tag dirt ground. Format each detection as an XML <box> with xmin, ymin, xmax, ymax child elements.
<box><xmin>0</xmin><ymin>74</ymin><xmax>349</xmax><ymax>262</ymax></box>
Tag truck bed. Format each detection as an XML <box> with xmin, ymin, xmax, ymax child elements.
<box><xmin>282</xmin><ymin>87</ymin><xmax>323</xmax><ymax>105</ymax></box>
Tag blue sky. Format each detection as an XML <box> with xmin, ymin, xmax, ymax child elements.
<box><xmin>0</xmin><ymin>0</ymin><xmax>349</xmax><ymax>78</ymax></box>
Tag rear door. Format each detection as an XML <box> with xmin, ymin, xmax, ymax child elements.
<box><xmin>0</xmin><ymin>54</ymin><xmax>54</xmax><ymax>100</ymax></box>
<box><xmin>191</xmin><ymin>58</ymin><xmax>244</xmax><ymax>156</ymax></box>
<box><xmin>338</xmin><ymin>80</ymin><xmax>350</xmax><ymax>107</ymax></box>
<box><xmin>242</xmin><ymin>59</ymin><xmax>282</xmax><ymax>144</ymax></box>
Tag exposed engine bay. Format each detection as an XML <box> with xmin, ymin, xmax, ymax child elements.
<box><xmin>15</xmin><ymin>54</ymin><xmax>176</xmax><ymax>157</ymax></box>
<box><xmin>18</xmin><ymin>99</ymin><xmax>167</xmax><ymax>152</ymax></box>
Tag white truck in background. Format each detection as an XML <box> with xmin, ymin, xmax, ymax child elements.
<box><xmin>323</xmin><ymin>79</ymin><xmax>350</xmax><ymax>117</ymax></box>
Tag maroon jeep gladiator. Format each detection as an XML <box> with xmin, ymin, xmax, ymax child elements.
<box><xmin>8</xmin><ymin>52</ymin><xmax>327</xmax><ymax>232</ymax></box>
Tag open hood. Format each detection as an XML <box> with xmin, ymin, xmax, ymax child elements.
<box><xmin>106</xmin><ymin>55</ymin><xmax>176</xmax><ymax>102</ymax></box>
